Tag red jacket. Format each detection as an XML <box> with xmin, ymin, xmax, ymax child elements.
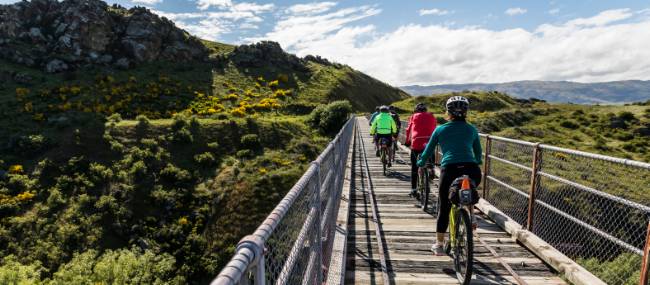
<box><xmin>405</xmin><ymin>112</ymin><xmax>437</xmax><ymax>151</ymax></box>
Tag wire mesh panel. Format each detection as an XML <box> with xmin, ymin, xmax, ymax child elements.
<box><xmin>484</xmin><ymin>137</ymin><xmax>535</xmax><ymax>226</ymax></box>
<box><xmin>533</xmin><ymin>146</ymin><xmax>650</xmax><ymax>285</ymax></box>
<box><xmin>211</xmin><ymin>119</ymin><xmax>355</xmax><ymax>285</ymax></box>
<box><xmin>265</xmin><ymin>173</ymin><xmax>320</xmax><ymax>283</ymax></box>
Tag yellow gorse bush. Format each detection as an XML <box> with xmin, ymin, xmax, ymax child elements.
<box><xmin>178</xmin><ymin>217</ymin><xmax>189</xmax><ymax>226</ymax></box>
<box><xmin>16</xmin><ymin>192</ymin><xmax>35</xmax><ymax>202</ymax></box>
<box><xmin>8</xmin><ymin>165</ymin><xmax>24</xmax><ymax>174</ymax></box>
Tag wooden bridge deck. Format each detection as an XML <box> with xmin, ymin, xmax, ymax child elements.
<box><xmin>343</xmin><ymin>117</ymin><xmax>566</xmax><ymax>285</ymax></box>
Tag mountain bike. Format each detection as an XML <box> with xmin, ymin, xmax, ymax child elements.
<box><xmin>379</xmin><ymin>137</ymin><xmax>390</xmax><ymax>176</ymax></box>
<box><xmin>445</xmin><ymin>175</ymin><xmax>477</xmax><ymax>285</ymax></box>
<box><xmin>415</xmin><ymin>154</ymin><xmax>432</xmax><ymax>210</ymax></box>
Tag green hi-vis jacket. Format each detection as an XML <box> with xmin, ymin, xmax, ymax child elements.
<box><xmin>370</xmin><ymin>112</ymin><xmax>397</xmax><ymax>135</ymax></box>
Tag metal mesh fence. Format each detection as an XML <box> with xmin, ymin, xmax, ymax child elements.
<box><xmin>211</xmin><ymin>118</ymin><xmax>354</xmax><ymax>285</ymax></box>
<box><xmin>481</xmin><ymin>135</ymin><xmax>650</xmax><ymax>285</ymax></box>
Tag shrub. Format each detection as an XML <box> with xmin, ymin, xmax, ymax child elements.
<box><xmin>307</xmin><ymin>100</ymin><xmax>352</xmax><ymax>136</ymax></box>
<box><xmin>171</xmin><ymin>128</ymin><xmax>193</xmax><ymax>144</ymax></box>
<box><xmin>12</xmin><ymin>134</ymin><xmax>49</xmax><ymax>155</ymax></box>
<box><xmin>50</xmin><ymin>248</ymin><xmax>180</xmax><ymax>284</ymax></box>
<box><xmin>160</xmin><ymin>163</ymin><xmax>192</xmax><ymax>185</ymax></box>
<box><xmin>559</xmin><ymin>120</ymin><xmax>580</xmax><ymax>129</ymax></box>
<box><xmin>240</xmin><ymin>134</ymin><xmax>261</xmax><ymax>151</ymax></box>
<box><xmin>236</xmin><ymin>149</ymin><xmax>253</xmax><ymax>159</ymax></box>
<box><xmin>0</xmin><ymin>255</ymin><xmax>43</xmax><ymax>284</ymax></box>
<box><xmin>136</xmin><ymin>115</ymin><xmax>150</xmax><ymax>136</ymax></box>
<box><xmin>207</xmin><ymin>142</ymin><xmax>219</xmax><ymax>151</ymax></box>
<box><xmin>618</xmin><ymin>111</ymin><xmax>637</xmax><ymax>122</ymax></box>
<box><xmin>194</xmin><ymin>152</ymin><xmax>216</xmax><ymax>167</ymax></box>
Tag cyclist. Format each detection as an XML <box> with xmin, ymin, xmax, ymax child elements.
<box><xmin>369</xmin><ymin>106</ymin><xmax>380</xmax><ymax>126</ymax></box>
<box><xmin>417</xmin><ymin>96</ymin><xmax>482</xmax><ymax>256</ymax></box>
<box><xmin>405</xmin><ymin>103</ymin><xmax>437</xmax><ymax>196</ymax></box>
<box><xmin>370</xmin><ymin>106</ymin><xmax>397</xmax><ymax>165</ymax></box>
<box><xmin>388</xmin><ymin>106</ymin><xmax>401</xmax><ymax>161</ymax></box>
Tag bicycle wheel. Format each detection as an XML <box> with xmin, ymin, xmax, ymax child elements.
<box><xmin>422</xmin><ymin>170</ymin><xmax>430</xmax><ymax>210</ymax></box>
<box><xmin>381</xmin><ymin>148</ymin><xmax>387</xmax><ymax>176</ymax></box>
<box><xmin>453</xmin><ymin>208</ymin><xmax>473</xmax><ymax>285</ymax></box>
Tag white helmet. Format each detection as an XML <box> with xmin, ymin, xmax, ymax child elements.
<box><xmin>446</xmin><ymin>96</ymin><xmax>470</xmax><ymax>118</ymax></box>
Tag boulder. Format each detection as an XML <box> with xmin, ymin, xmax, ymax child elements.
<box><xmin>45</xmin><ymin>59</ymin><xmax>68</xmax><ymax>73</ymax></box>
<box><xmin>114</xmin><ymin>57</ymin><xmax>130</xmax><ymax>69</ymax></box>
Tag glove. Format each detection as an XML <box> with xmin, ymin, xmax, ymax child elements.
<box><xmin>416</xmin><ymin>159</ymin><xmax>425</xmax><ymax>167</ymax></box>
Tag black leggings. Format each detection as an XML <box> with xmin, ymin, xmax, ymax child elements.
<box><xmin>410</xmin><ymin>150</ymin><xmax>435</xmax><ymax>189</ymax></box>
<box><xmin>436</xmin><ymin>163</ymin><xmax>482</xmax><ymax>233</ymax></box>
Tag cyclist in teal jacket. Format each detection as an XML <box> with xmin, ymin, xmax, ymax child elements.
<box><xmin>417</xmin><ymin>96</ymin><xmax>482</xmax><ymax>256</ymax></box>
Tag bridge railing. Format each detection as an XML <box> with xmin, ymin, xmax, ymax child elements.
<box><xmin>479</xmin><ymin>134</ymin><xmax>650</xmax><ymax>285</ymax></box>
<box><xmin>211</xmin><ymin>118</ymin><xmax>355</xmax><ymax>285</ymax></box>
<box><xmin>399</xmin><ymin>118</ymin><xmax>650</xmax><ymax>284</ymax></box>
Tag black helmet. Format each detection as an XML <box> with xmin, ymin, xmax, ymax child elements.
<box><xmin>446</xmin><ymin>96</ymin><xmax>469</xmax><ymax>118</ymax></box>
<box><xmin>415</xmin><ymin>103</ymin><xmax>427</xmax><ymax>112</ymax></box>
<box><xmin>379</xmin><ymin>105</ymin><xmax>389</xmax><ymax>112</ymax></box>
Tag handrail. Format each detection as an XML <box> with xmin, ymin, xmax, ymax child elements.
<box><xmin>211</xmin><ymin>118</ymin><xmax>355</xmax><ymax>285</ymax></box>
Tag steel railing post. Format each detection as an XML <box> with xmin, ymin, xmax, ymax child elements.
<box><xmin>313</xmin><ymin>161</ymin><xmax>324</xmax><ymax>284</ymax></box>
<box><xmin>641</xmin><ymin>221</ymin><xmax>650</xmax><ymax>285</ymax></box>
<box><xmin>482</xmin><ymin>135</ymin><xmax>492</xmax><ymax>199</ymax></box>
<box><xmin>527</xmin><ymin>143</ymin><xmax>542</xmax><ymax>231</ymax></box>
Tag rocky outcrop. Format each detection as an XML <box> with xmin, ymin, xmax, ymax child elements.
<box><xmin>0</xmin><ymin>0</ymin><xmax>208</xmax><ymax>72</ymax></box>
<box><xmin>227</xmin><ymin>41</ymin><xmax>309</xmax><ymax>72</ymax></box>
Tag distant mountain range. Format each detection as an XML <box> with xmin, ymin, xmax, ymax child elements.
<box><xmin>400</xmin><ymin>80</ymin><xmax>650</xmax><ymax>104</ymax></box>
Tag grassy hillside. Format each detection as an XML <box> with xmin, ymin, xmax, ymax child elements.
<box><xmin>0</xmin><ymin>36</ymin><xmax>406</xmax><ymax>283</ymax></box>
<box><xmin>394</xmin><ymin>91</ymin><xmax>650</xmax><ymax>162</ymax></box>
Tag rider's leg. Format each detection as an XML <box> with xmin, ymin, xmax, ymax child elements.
<box><xmin>410</xmin><ymin>150</ymin><xmax>420</xmax><ymax>193</ymax></box>
<box><xmin>436</xmin><ymin>165</ymin><xmax>459</xmax><ymax>242</ymax></box>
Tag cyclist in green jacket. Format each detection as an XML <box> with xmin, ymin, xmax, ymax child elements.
<box><xmin>370</xmin><ymin>106</ymin><xmax>397</xmax><ymax>166</ymax></box>
<box><xmin>417</xmin><ymin>96</ymin><xmax>482</xmax><ymax>256</ymax></box>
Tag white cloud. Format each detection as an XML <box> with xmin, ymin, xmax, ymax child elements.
<box><xmin>251</xmin><ymin>4</ymin><xmax>381</xmax><ymax>51</ymax></box>
<box><xmin>131</xmin><ymin>0</ymin><xmax>161</xmax><ymax>5</ymax></box>
<box><xmin>287</xmin><ymin>2</ymin><xmax>337</xmax><ymax>15</ymax></box>
<box><xmin>419</xmin><ymin>8</ymin><xmax>450</xmax><ymax>16</ymax></box>
<box><xmin>153</xmin><ymin>1</ymin><xmax>274</xmax><ymax>41</ymax></box>
<box><xmin>197</xmin><ymin>0</ymin><xmax>232</xmax><ymax>10</ymax></box>
<box><xmin>505</xmin><ymin>7</ymin><xmax>527</xmax><ymax>16</ymax></box>
<box><xmin>257</xmin><ymin>8</ymin><xmax>650</xmax><ymax>85</ymax></box>
<box><xmin>566</xmin><ymin>8</ymin><xmax>632</xmax><ymax>26</ymax></box>
<box><xmin>549</xmin><ymin>8</ymin><xmax>560</xmax><ymax>15</ymax></box>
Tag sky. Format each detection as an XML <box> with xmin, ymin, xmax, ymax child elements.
<box><xmin>3</xmin><ymin>0</ymin><xmax>650</xmax><ymax>86</ymax></box>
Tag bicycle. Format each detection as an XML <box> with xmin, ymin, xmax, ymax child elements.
<box><xmin>415</xmin><ymin>154</ymin><xmax>433</xmax><ymax>211</ymax></box>
<box><xmin>379</xmin><ymin>137</ymin><xmax>390</xmax><ymax>176</ymax></box>
<box><xmin>445</xmin><ymin>175</ymin><xmax>478</xmax><ymax>285</ymax></box>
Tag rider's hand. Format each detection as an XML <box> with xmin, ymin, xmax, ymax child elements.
<box><xmin>416</xmin><ymin>159</ymin><xmax>425</xmax><ymax>167</ymax></box>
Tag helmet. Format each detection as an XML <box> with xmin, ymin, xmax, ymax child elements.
<box><xmin>388</xmin><ymin>105</ymin><xmax>395</xmax><ymax>111</ymax></box>
<box><xmin>379</xmin><ymin>105</ymin><xmax>389</xmax><ymax>112</ymax></box>
<box><xmin>446</xmin><ymin>96</ymin><xmax>469</xmax><ymax>118</ymax></box>
<box><xmin>375</xmin><ymin>106</ymin><xmax>380</xmax><ymax>111</ymax></box>
<box><xmin>414</xmin><ymin>103</ymin><xmax>427</xmax><ymax>112</ymax></box>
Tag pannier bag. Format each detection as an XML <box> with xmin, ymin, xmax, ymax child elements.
<box><xmin>449</xmin><ymin>175</ymin><xmax>480</xmax><ymax>205</ymax></box>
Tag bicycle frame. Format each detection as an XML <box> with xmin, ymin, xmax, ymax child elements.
<box><xmin>449</xmin><ymin>205</ymin><xmax>474</xmax><ymax>249</ymax></box>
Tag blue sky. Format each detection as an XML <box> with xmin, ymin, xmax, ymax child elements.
<box><xmin>3</xmin><ymin>0</ymin><xmax>650</xmax><ymax>86</ymax></box>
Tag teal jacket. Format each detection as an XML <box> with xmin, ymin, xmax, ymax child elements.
<box><xmin>417</xmin><ymin>120</ymin><xmax>482</xmax><ymax>167</ymax></box>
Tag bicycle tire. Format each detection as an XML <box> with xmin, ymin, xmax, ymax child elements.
<box><xmin>381</xmin><ymin>148</ymin><xmax>387</xmax><ymax>176</ymax></box>
<box><xmin>454</xmin><ymin>208</ymin><xmax>473</xmax><ymax>285</ymax></box>
<box><xmin>421</xmin><ymin>169</ymin><xmax>429</xmax><ymax>210</ymax></box>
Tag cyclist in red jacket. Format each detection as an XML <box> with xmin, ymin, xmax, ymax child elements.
<box><xmin>405</xmin><ymin>103</ymin><xmax>437</xmax><ymax>196</ymax></box>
